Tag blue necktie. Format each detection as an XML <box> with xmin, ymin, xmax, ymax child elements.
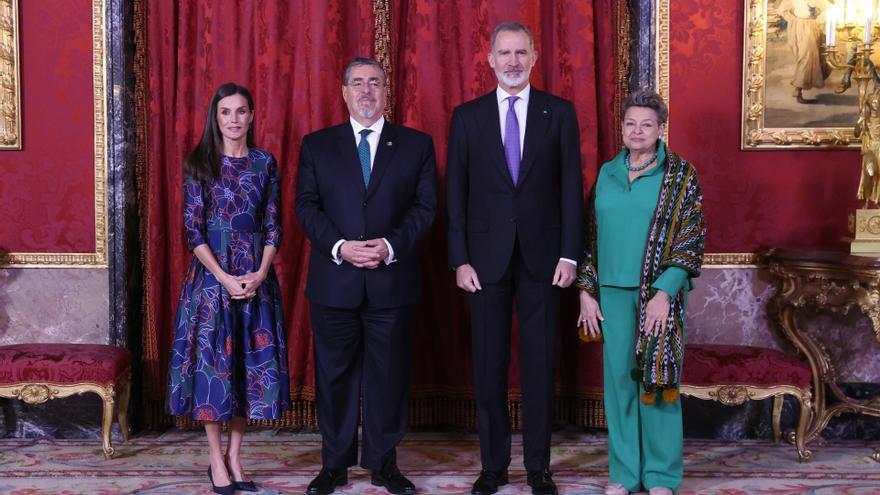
<box><xmin>358</xmin><ymin>129</ymin><xmax>373</xmax><ymax>187</ymax></box>
<box><xmin>504</xmin><ymin>96</ymin><xmax>521</xmax><ymax>185</ymax></box>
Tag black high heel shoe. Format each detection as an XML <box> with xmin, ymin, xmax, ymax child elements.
<box><xmin>234</xmin><ymin>480</ymin><xmax>258</xmax><ymax>492</ymax></box>
<box><xmin>225</xmin><ymin>455</ymin><xmax>258</xmax><ymax>492</ymax></box>
<box><xmin>207</xmin><ymin>465</ymin><xmax>237</xmax><ymax>495</ymax></box>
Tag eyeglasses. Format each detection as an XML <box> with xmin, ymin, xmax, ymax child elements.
<box><xmin>347</xmin><ymin>79</ymin><xmax>384</xmax><ymax>90</ymax></box>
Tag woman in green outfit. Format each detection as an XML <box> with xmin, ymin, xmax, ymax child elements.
<box><xmin>576</xmin><ymin>90</ymin><xmax>706</xmax><ymax>495</ymax></box>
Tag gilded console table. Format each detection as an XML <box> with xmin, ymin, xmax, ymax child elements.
<box><xmin>764</xmin><ymin>248</ymin><xmax>880</xmax><ymax>461</ymax></box>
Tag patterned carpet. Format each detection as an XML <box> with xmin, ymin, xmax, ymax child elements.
<box><xmin>0</xmin><ymin>430</ymin><xmax>878</xmax><ymax>494</ymax></box>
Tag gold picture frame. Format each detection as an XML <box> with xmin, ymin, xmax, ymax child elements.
<box><xmin>0</xmin><ymin>0</ymin><xmax>21</xmax><ymax>150</ymax></box>
<box><xmin>741</xmin><ymin>0</ymin><xmax>859</xmax><ymax>149</ymax></box>
<box><xmin>0</xmin><ymin>0</ymin><xmax>107</xmax><ymax>268</ymax></box>
<box><xmin>656</xmin><ymin>0</ymin><xmax>670</xmax><ymax>143</ymax></box>
<box><xmin>658</xmin><ymin>0</ymin><xmax>757</xmax><ymax>267</ymax></box>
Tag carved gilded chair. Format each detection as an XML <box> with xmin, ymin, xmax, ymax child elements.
<box><xmin>680</xmin><ymin>344</ymin><xmax>813</xmax><ymax>462</ymax></box>
<box><xmin>0</xmin><ymin>344</ymin><xmax>131</xmax><ymax>458</ymax></box>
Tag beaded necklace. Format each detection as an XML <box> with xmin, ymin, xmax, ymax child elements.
<box><xmin>625</xmin><ymin>149</ymin><xmax>658</xmax><ymax>172</ymax></box>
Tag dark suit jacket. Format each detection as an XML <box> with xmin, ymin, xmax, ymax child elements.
<box><xmin>446</xmin><ymin>88</ymin><xmax>583</xmax><ymax>284</ymax></box>
<box><xmin>295</xmin><ymin>121</ymin><xmax>437</xmax><ymax>309</ymax></box>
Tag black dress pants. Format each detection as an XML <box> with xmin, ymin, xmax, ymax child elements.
<box><xmin>468</xmin><ymin>243</ymin><xmax>560</xmax><ymax>473</ymax></box>
<box><xmin>310</xmin><ymin>301</ymin><xmax>415</xmax><ymax>470</ymax></box>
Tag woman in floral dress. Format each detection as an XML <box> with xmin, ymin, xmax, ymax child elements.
<box><xmin>167</xmin><ymin>83</ymin><xmax>289</xmax><ymax>494</ymax></box>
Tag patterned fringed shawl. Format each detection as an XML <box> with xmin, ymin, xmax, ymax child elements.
<box><xmin>577</xmin><ymin>150</ymin><xmax>706</xmax><ymax>399</ymax></box>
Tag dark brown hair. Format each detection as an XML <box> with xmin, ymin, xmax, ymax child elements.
<box><xmin>184</xmin><ymin>82</ymin><xmax>256</xmax><ymax>183</ymax></box>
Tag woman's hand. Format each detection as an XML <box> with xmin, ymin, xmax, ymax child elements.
<box><xmin>192</xmin><ymin>244</ymin><xmax>253</xmax><ymax>300</ymax></box>
<box><xmin>219</xmin><ymin>273</ymin><xmax>251</xmax><ymax>300</ymax></box>
<box><xmin>235</xmin><ymin>270</ymin><xmax>267</xmax><ymax>299</ymax></box>
<box><xmin>645</xmin><ymin>290</ymin><xmax>671</xmax><ymax>337</ymax></box>
<box><xmin>578</xmin><ymin>290</ymin><xmax>604</xmax><ymax>340</ymax></box>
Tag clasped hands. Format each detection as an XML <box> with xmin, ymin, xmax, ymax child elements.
<box><xmin>340</xmin><ymin>239</ymin><xmax>388</xmax><ymax>269</ymax></box>
<box><xmin>221</xmin><ymin>271</ymin><xmax>267</xmax><ymax>300</ymax></box>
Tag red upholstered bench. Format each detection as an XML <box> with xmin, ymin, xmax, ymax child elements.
<box><xmin>0</xmin><ymin>344</ymin><xmax>132</xmax><ymax>458</ymax></box>
<box><xmin>680</xmin><ymin>344</ymin><xmax>813</xmax><ymax>462</ymax></box>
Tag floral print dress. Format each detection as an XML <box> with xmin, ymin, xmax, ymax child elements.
<box><xmin>167</xmin><ymin>148</ymin><xmax>290</xmax><ymax>421</ymax></box>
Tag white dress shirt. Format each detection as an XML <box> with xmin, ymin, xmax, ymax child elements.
<box><xmin>349</xmin><ymin>115</ymin><xmax>384</xmax><ymax>168</ymax></box>
<box><xmin>496</xmin><ymin>85</ymin><xmax>529</xmax><ymax>157</ymax></box>
<box><xmin>331</xmin><ymin>116</ymin><xmax>395</xmax><ymax>265</ymax></box>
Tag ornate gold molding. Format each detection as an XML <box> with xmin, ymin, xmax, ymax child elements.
<box><xmin>741</xmin><ymin>0</ymin><xmax>857</xmax><ymax>149</ymax></box>
<box><xmin>0</xmin><ymin>0</ymin><xmax>20</xmax><ymax>149</ymax></box>
<box><xmin>0</xmin><ymin>0</ymin><xmax>107</xmax><ymax>268</ymax></box>
<box><xmin>0</xmin><ymin>252</ymin><xmax>107</xmax><ymax>268</ymax></box>
<box><xmin>682</xmin><ymin>383</ymin><xmax>810</xmax><ymax>406</ymax></box>
<box><xmin>614</xmin><ymin>0</ymin><xmax>630</xmax><ymax>148</ymax></box>
<box><xmin>703</xmin><ymin>252</ymin><xmax>760</xmax><ymax>268</ymax></box>
<box><xmin>373</xmin><ymin>0</ymin><xmax>393</xmax><ymax>120</ymax></box>
<box><xmin>656</xmin><ymin>0</ymin><xmax>670</xmax><ymax>143</ymax></box>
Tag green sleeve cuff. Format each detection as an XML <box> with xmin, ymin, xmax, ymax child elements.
<box><xmin>652</xmin><ymin>266</ymin><xmax>690</xmax><ymax>296</ymax></box>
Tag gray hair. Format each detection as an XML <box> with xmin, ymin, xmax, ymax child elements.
<box><xmin>343</xmin><ymin>57</ymin><xmax>387</xmax><ymax>86</ymax></box>
<box><xmin>622</xmin><ymin>89</ymin><xmax>668</xmax><ymax>124</ymax></box>
<box><xmin>490</xmin><ymin>21</ymin><xmax>535</xmax><ymax>51</ymax></box>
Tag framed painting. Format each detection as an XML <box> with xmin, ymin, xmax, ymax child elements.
<box><xmin>742</xmin><ymin>0</ymin><xmax>860</xmax><ymax>149</ymax></box>
<box><xmin>0</xmin><ymin>0</ymin><xmax>107</xmax><ymax>267</ymax></box>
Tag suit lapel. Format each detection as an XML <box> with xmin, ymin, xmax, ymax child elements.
<box><xmin>365</xmin><ymin>123</ymin><xmax>398</xmax><ymax>199</ymax></box>
<box><xmin>336</xmin><ymin>122</ymin><xmax>367</xmax><ymax>195</ymax></box>
<box><xmin>476</xmin><ymin>92</ymin><xmax>515</xmax><ymax>189</ymax></box>
<box><xmin>519</xmin><ymin>89</ymin><xmax>550</xmax><ymax>185</ymax></box>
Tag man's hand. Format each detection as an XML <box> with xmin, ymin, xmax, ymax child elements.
<box><xmin>552</xmin><ymin>261</ymin><xmax>576</xmax><ymax>288</ymax></box>
<box><xmin>363</xmin><ymin>238</ymin><xmax>389</xmax><ymax>265</ymax></box>
<box><xmin>339</xmin><ymin>240</ymin><xmax>381</xmax><ymax>268</ymax></box>
<box><xmin>455</xmin><ymin>263</ymin><xmax>482</xmax><ymax>293</ymax></box>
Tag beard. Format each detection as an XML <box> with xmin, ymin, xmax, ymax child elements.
<box><xmin>354</xmin><ymin>97</ymin><xmax>380</xmax><ymax>120</ymax></box>
<box><xmin>496</xmin><ymin>67</ymin><xmax>530</xmax><ymax>88</ymax></box>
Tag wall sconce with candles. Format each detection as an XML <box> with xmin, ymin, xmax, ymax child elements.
<box><xmin>823</xmin><ymin>1</ymin><xmax>880</xmax><ymax>253</ymax></box>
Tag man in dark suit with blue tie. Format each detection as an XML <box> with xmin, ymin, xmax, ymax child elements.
<box><xmin>295</xmin><ymin>58</ymin><xmax>437</xmax><ymax>495</ymax></box>
<box><xmin>446</xmin><ymin>22</ymin><xmax>584</xmax><ymax>495</ymax></box>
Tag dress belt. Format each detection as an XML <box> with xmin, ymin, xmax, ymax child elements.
<box><xmin>205</xmin><ymin>228</ymin><xmax>264</xmax><ymax>272</ymax></box>
<box><xmin>207</xmin><ymin>227</ymin><xmax>260</xmax><ymax>233</ymax></box>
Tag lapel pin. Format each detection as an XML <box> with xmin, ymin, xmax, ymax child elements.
<box><xmin>387</xmin><ymin>141</ymin><xmax>393</xmax><ymax>146</ymax></box>
<box><xmin>543</xmin><ymin>109</ymin><xmax>548</xmax><ymax>114</ymax></box>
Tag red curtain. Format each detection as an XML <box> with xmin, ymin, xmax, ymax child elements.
<box><xmin>140</xmin><ymin>0</ymin><xmax>375</xmax><ymax>425</ymax></box>
<box><xmin>140</xmin><ymin>0</ymin><xmax>621</xmax><ymax>428</ymax></box>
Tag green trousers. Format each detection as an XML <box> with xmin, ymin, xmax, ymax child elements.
<box><xmin>599</xmin><ymin>286</ymin><xmax>683</xmax><ymax>492</ymax></box>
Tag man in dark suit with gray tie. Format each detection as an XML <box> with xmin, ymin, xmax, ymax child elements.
<box><xmin>295</xmin><ymin>58</ymin><xmax>437</xmax><ymax>495</ymax></box>
<box><xmin>446</xmin><ymin>22</ymin><xmax>584</xmax><ymax>495</ymax></box>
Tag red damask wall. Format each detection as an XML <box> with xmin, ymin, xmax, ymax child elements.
<box><xmin>0</xmin><ymin>0</ymin><xmax>95</xmax><ymax>254</ymax></box>
<box><xmin>670</xmin><ymin>1</ymin><xmax>859</xmax><ymax>253</ymax></box>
